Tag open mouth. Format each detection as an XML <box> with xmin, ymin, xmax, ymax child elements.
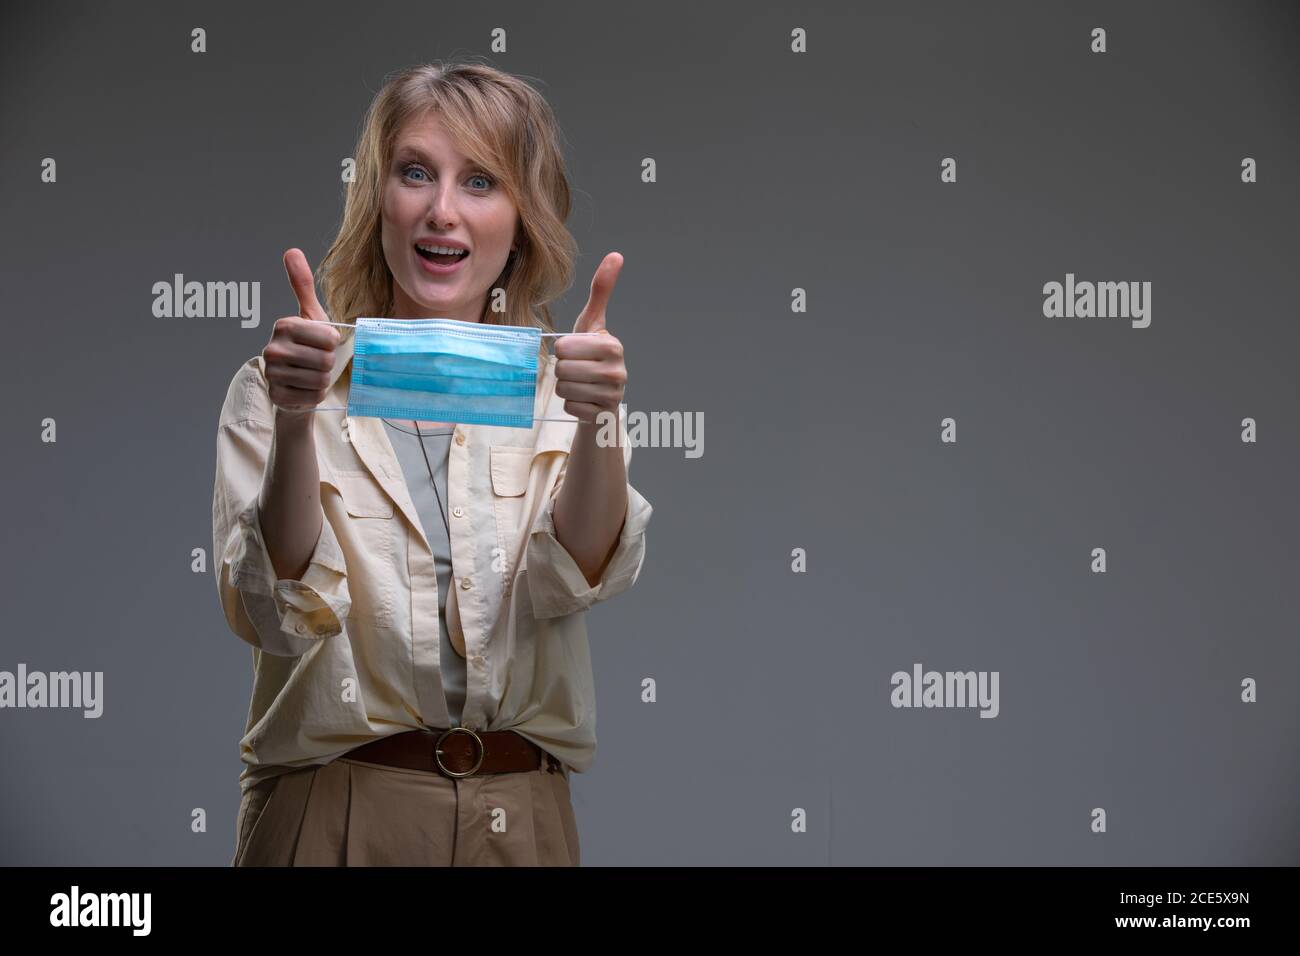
<box><xmin>415</xmin><ymin>245</ymin><xmax>470</xmax><ymax>265</ymax></box>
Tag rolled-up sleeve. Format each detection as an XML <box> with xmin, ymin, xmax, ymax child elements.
<box><xmin>220</xmin><ymin>492</ymin><xmax>351</xmax><ymax>654</ymax></box>
<box><xmin>212</xmin><ymin>368</ymin><xmax>352</xmax><ymax>656</ymax></box>
<box><xmin>525</xmin><ymin>404</ymin><xmax>653</xmax><ymax>621</ymax></box>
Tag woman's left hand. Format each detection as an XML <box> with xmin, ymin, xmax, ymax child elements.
<box><xmin>554</xmin><ymin>252</ymin><xmax>627</xmax><ymax>425</ymax></box>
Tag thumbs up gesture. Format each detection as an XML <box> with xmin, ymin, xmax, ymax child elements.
<box><xmin>262</xmin><ymin>248</ymin><xmax>342</xmax><ymax>415</ymax></box>
<box><xmin>554</xmin><ymin>252</ymin><xmax>627</xmax><ymax>424</ymax></box>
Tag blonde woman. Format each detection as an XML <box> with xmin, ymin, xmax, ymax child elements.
<box><xmin>212</xmin><ymin>61</ymin><xmax>652</xmax><ymax>866</ymax></box>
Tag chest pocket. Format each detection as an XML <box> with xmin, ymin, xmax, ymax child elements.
<box><xmin>326</xmin><ymin>470</ymin><xmax>396</xmax><ymax>625</ymax></box>
<box><xmin>489</xmin><ymin>445</ymin><xmax>533</xmax><ymax>570</ymax></box>
<box><xmin>334</xmin><ymin>471</ymin><xmax>394</xmax><ymax>518</ymax></box>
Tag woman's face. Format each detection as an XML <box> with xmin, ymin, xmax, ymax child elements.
<box><xmin>381</xmin><ymin>112</ymin><xmax>519</xmax><ymax>323</ymax></box>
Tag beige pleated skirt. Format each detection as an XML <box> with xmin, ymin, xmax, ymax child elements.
<box><xmin>232</xmin><ymin>752</ymin><xmax>581</xmax><ymax>866</ymax></box>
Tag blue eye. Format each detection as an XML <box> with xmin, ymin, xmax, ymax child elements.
<box><xmin>401</xmin><ymin>163</ymin><xmax>494</xmax><ymax>191</ymax></box>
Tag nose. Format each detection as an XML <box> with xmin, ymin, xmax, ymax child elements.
<box><xmin>427</xmin><ymin>183</ymin><xmax>459</xmax><ymax>229</ymax></box>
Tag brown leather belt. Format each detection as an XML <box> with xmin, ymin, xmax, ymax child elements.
<box><xmin>341</xmin><ymin>728</ymin><xmax>559</xmax><ymax>778</ymax></box>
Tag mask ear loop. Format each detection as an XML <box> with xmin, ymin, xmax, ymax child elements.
<box><xmin>317</xmin><ymin>321</ymin><xmax>602</xmax><ymax>336</ymax></box>
<box><xmin>310</xmin><ymin>322</ymin><xmax>610</xmax><ymax>423</ymax></box>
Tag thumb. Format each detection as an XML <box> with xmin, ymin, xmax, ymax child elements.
<box><xmin>573</xmin><ymin>252</ymin><xmax>623</xmax><ymax>334</ymax></box>
<box><xmin>283</xmin><ymin>248</ymin><xmax>328</xmax><ymax>323</ymax></box>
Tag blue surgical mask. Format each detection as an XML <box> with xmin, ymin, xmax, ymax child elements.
<box><xmin>314</xmin><ymin>317</ymin><xmax>597</xmax><ymax>428</ymax></box>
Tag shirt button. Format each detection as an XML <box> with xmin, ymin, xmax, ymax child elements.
<box><xmin>460</xmin><ymin>577</ymin><xmax>472</xmax><ymax>590</ymax></box>
<box><xmin>473</xmin><ymin>655</ymin><xmax>485</xmax><ymax>667</ymax></box>
<box><xmin>295</xmin><ymin>622</ymin><xmax>306</xmax><ymax>634</ymax></box>
<box><xmin>455</xmin><ymin>433</ymin><xmax>465</xmax><ymax>446</ymax></box>
<box><xmin>452</xmin><ymin>507</ymin><xmax>464</xmax><ymax>518</ymax></box>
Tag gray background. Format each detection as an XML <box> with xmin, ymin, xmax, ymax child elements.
<box><xmin>1</xmin><ymin>0</ymin><xmax>1297</xmax><ymax>865</ymax></box>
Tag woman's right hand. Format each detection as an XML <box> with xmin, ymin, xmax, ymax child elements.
<box><xmin>262</xmin><ymin>248</ymin><xmax>342</xmax><ymax>415</ymax></box>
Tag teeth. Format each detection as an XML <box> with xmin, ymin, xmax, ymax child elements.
<box><xmin>416</xmin><ymin>244</ymin><xmax>467</xmax><ymax>256</ymax></box>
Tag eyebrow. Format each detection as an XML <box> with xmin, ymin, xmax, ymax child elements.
<box><xmin>394</xmin><ymin>145</ymin><xmax>478</xmax><ymax>170</ymax></box>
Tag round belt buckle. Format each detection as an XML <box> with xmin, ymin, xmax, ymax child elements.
<box><xmin>434</xmin><ymin>727</ymin><xmax>485</xmax><ymax>778</ymax></box>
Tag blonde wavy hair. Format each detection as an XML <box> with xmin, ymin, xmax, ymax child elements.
<box><xmin>319</xmin><ymin>60</ymin><xmax>578</xmax><ymax>361</ymax></box>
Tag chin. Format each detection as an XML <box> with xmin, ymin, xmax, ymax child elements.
<box><xmin>416</xmin><ymin>292</ymin><xmax>465</xmax><ymax>314</ymax></box>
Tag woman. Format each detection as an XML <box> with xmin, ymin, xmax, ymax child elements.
<box><xmin>211</xmin><ymin>61</ymin><xmax>653</xmax><ymax>866</ymax></box>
